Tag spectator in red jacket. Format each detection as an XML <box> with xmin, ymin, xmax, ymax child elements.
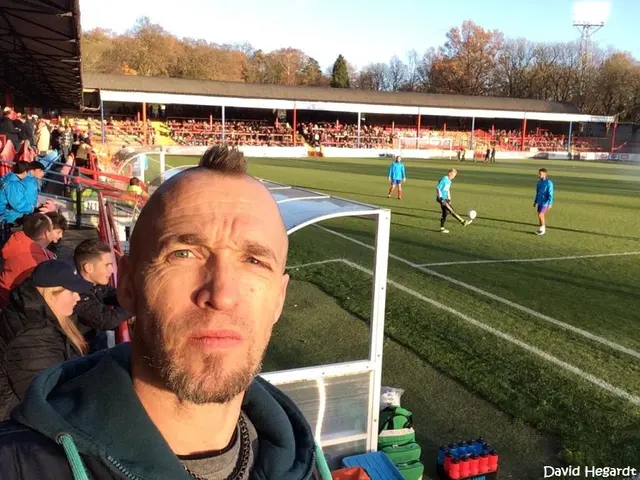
<box><xmin>0</xmin><ymin>213</ymin><xmax>61</xmax><ymax>307</ymax></box>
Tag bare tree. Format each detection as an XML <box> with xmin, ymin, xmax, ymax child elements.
<box><xmin>387</xmin><ymin>55</ymin><xmax>407</xmax><ymax>91</ymax></box>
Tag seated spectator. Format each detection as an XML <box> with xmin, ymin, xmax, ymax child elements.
<box><xmin>0</xmin><ymin>213</ymin><xmax>59</xmax><ymax>307</ymax></box>
<box><xmin>23</xmin><ymin>162</ymin><xmax>46</xmax><ymax>212</ymax></box>
<box><xmin>126</xmin><ymin>176</ymin><xmax>149</xmax><ymax>205</ymax></box>
<box><xmin>0</xmin><ymin>259</ymin><xmax>92</xmax><ymax>420</ymax></box>
<box><xmin>0</xmin><ymin>161</ymin><xmax>32</xmax><ymax>226</ymax></box>
<box><xmin>73</xmin><ymin>238</ymin><xmax>131</xmax><ymax>352</ymax></box>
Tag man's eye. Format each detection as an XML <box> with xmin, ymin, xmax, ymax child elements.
<box><xmin>172</xmin><ymin>250</ymin><xmax>195</xmax><ymax>259</ymax></box>
<box><xmin>246</xmin><ymin>257</ymin><xmax>261</xmax><ymax>265</ymax></box>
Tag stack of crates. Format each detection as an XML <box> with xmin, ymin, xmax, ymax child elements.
<box><xmin>436</xmin><ymin>438</ymin><xmax>499</xmax><ymax>480</ymax></box>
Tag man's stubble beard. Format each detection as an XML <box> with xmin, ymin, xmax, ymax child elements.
<box><xmin>133</xmin><ymin>302</ymin><xmax>268</xmax><ymax>405</ymax></box>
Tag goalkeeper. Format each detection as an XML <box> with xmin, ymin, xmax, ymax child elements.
<box><xmin>436</xmin><ymin>168</ymin><xmax>471</xmax><ymax>233</ymax></box>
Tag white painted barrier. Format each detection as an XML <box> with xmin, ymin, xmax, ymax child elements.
<box><xmin>158</xmin><ymin>145</ymin><xmax>640</xmax><ymax>163</ymax></box>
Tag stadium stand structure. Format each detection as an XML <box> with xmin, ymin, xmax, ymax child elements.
<box><xmin>74</xmin><ymin>73</ymin><xmax>618</xmax><ymax>156</ymax></box>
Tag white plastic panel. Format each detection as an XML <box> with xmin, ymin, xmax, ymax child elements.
<box><xmin>267</xmin><ymin>371</ymin><xmax>371</xmax><ymax>462</ymax></box>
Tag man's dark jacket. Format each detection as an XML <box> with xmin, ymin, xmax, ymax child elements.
<box><xmin>0</xmin><ymin>343</ymin><xmax>317</xmax><ymax>480</ymax></box>
<box><xmin>74</xmin><ymin>284</ymin><xmax>130</xmax><ymax>349</ymax></box>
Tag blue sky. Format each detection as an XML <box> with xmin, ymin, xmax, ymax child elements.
<box><xmin>79</xmin><ymin>0</ymin><xmax>639</xmax><ymax>70</ymax></box>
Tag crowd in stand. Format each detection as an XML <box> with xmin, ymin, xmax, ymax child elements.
<box><xmin>102</xmin><ymin>116</ymin><xmax>604</xmax><ymax>152</ymax></box>
<box><xmin>0</xmin><ymin>218</ymin><xmax>131</xmax><ymax>419</ymax></box>
<box><xmin>165</xmin><ymin>119</ymin><xmax>295</xmax><ymax>147</ymax></box>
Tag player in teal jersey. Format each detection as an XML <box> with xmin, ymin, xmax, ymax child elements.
<box><xmin>387</xmin><ymin>155</ymin><xmax>406</xmax><ymax>199</ymax></box>
<box><xmin>533</xmin><ymin>168</ymin><xmax>554</xmax><ymax>236</ymax></box>
<box><xmin>436</xmin><ymin>168</ymin><xmax>472</xmax><ymax>233</ymax></box>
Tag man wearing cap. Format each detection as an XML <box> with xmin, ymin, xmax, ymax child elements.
<box><xmin>0</xmin><ymin>259</ymin><xmax>94</xmax><ymax>420</ymax></box>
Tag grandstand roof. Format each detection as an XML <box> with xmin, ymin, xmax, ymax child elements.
<box><xmin>0</xmin><ymin>0</ymin><xmax>83</xmax><ymax>107</ymax></box>
<box><xmin>86</xmin><ymin>72</ymin><xmax>577</xmax><ymax>114</ymax></box>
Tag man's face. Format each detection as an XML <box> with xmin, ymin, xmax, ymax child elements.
<box><xmin>119</xmin><ymin>172</ymin><xmax>289</xmax><ymax>404</ymax></box>
<box><xmin>538</xmin><ymin>171</ymin><xmax>547</xmax><ymax>180</ymax></box>
<box><xmin>32</xmin><ymin>169</ymin><xmax>45</xmax><ymax>180</ymax></box>
<box><xmin>83</xmin><ymin>252</ymin><xmax>114</xmax><ymax>285</ymax></box>
<box><xmin>449</xmin><ymin>171</ymin><xmax>457</xmax><ymax>180</ymax></box>
<box><xmin>46</xmin><ymin>228</ymin><xmax>64</xmax><ymax>244</ymax></box>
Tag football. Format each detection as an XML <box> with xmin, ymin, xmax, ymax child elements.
<box><xmin>468</xmin><ymin>210</ymin><xmax>477</xmax><ymax>220</ymax></box>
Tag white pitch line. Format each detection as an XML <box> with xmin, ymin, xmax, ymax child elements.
<box><xmin>286</xmin><ymin>258</ymin><xmax>343</xmax><ymax>270</ymax></box>
<box><xmin>418</xmin><ymin>251</ymin><xmax>640</xmax><ymax>267</ymax></box>
<box><xmin>315</xmin><ymin>225</ymin><xmax>640</xmax><ymax>361</ymax></box>
<box><xmin>294</xmin><ymin>257</ymin><xmax>640</xmax><ymax>406</ymax></box>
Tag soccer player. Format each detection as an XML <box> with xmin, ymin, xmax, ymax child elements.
<box><xmin>533</xmin><ymin>168</ymin><xmax>554</xmax><ymax>235</ymax></box>
<box><xmin>387</xmin><ymin>155</ymin><xmax>406</xmax><ymax>199</ymax></box>
<box><xmin>436</xmin><ymin>168</ymin><xmax>471</xmax><ymax>233</ymax></box>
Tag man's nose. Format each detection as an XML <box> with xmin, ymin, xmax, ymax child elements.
<box><xmin>195</xmin><ymin>260</ymin><xmax>240</xmax><ymax>311</ymax></box>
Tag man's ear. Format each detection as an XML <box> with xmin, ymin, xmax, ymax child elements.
<box><xmin>116</xmin><ymin>255</ymin><xmax>135</xmax><ymax>313</ymax></box>
<box><xmin>272</xmin><ymin>273</ymin><xmax>290</xmax><ymax>326</ymax></box>
<box><xmin>83</xmin><ymin>262</ymin><xmax>94</xmax><ymax>276</ymax></box>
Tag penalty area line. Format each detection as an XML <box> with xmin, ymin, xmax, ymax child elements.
<box><xmin>417</xmin><ymin>251</ymin><xmax>640</xmax><ymax>267</ymax></box>
<box><xmin>314</xmin><ymin>225</ymin><xmax>640</xmax><ymax>361</ymax></box>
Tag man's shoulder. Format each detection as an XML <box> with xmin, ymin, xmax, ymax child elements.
<box><xmin>0</xmin><ymin>421</ymin><xmax>111</xmax><ymax>479</ymax></box>
<box><xmin>0</xmin><ymin>420</ymin><xmax>63</xmax><ymax>458</ymax></box>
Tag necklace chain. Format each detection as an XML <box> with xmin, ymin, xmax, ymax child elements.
<box><xmin>183</xmin><ymin>414</ymin><xmax>251</xmax><ymax>480</ymax></box>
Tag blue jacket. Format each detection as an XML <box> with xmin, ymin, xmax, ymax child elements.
<box><xmin>22</xmin><ymin>173</ymin><xmax>41</xmax><ymax>211</ymax></box>
<box><xmin>388</xmin><ymin>161</ymin><xmax>406</xmax><ymax>181</ymax></box>
<box><xmin>535</xmin><ymin>179</ymin><xmax>554</xmax><ymax>207</ymax></box>
<box><xmin>0</xmin><ymin>343</ymin><xmax>317</xmax><ymax>480</ymax></box>
<box><xmin>0</xmin><ymin>173</ymin><xmax>33</xmax><ymax>224</ymax></box>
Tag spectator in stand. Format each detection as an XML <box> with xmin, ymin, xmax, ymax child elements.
<box><xmin>23</xmin><ymin>162</ymin><xmax>46</xmax><ymax>212</ymax></box>
<box><xmin>73</xmin><ymin>238</ymin><xmax>131</xmax><ymax>352</ymax></box>
<box><xmin>74</xmin><ymin>139</ymin><xmax>91</xmax><ymax>168</ymax></box>
<box><xmin>0</xmin><ymin>259</ymin><xmax>93</xmax><ymax>420</ymax></box>
<box><xmin>35</xmin><ymin>120</ymin><xmax>50</xmax><ymax>155</ymax></box>
<box><xmin>0</xmin><ymin>161</ymin><xmax>32</xmax><ymax>227</ymax></box>
<box><xmin>0</xmin><ymin>107</ymin><xmax>20</xmax><ymax>148</ymax></box>
<box><xmin>0</xmin><ymin>213</ymin><xmax>59</xmax><ymax>307</ymax></box>
<box><xmin>43</xmin><ymin>211</ymin><xmax>68</xmax><ymax>254</ymax></box>
<box><xmin>126</xmin><ymin>176</ymin><xmax>147</xmax><ymax>198</ymax></box>
<box><xmin>59</xmin><ymin>124</ymin><xmax>73</xmax><ymax>160</ymax></box>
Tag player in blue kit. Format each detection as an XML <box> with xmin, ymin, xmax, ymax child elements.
<box><xmin>387</xmin><ymin>155</ymin><xmax>406</xmax><ymax>199</ymax></box>
<box><xmin>436</xmin><ymin>168</ymin><xmax>471</xmax><ymax>233</ymax></box>
<box><xmin>533</xmin><ymin>168</ymin><xmax>554</xmax><ymax>236</ymax></box>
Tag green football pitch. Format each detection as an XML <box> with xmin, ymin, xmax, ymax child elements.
<box><xmin>147</xmin><ymin>155</ymin><xmax>640</xmax><ymax>477</ymax></box>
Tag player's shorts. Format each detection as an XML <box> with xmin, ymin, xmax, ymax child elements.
<box><xmin>537</xmin><ymin>204</ymin><xmax>550</xmax><ymax>214</ymax></box>
<box><xmin>391</xmin><ymin>179</ymin><xmax>402</xmax><ymax>185</ymax></box>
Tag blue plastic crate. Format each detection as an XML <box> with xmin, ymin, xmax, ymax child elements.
<box><xmin>342</xmin><ymin>451</ymin><xmax>405</xmax><ymax>480</ymax></box>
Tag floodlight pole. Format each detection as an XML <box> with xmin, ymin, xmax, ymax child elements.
<box><xmin>573</xmin><ymin>22</ymin><xmax>604</xmax><ymax>104</ymax></box>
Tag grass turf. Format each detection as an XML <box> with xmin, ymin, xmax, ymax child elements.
<box><xmin>154</xmin><ymin>155</ymin><xmax>640</xmax><ymax>472</ymax></box>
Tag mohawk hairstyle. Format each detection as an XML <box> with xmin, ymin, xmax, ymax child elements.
<box><xmin>198</xmin><ymin>145</ymin><xmax>248</xmax><ymax>175</ymax></box>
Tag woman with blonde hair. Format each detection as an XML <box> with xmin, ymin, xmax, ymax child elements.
<box><xmin>0</xmin><ymin>259</ymin><xmax>93</xmax><ymax>420</ymax></box>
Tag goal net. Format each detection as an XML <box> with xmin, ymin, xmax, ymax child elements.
<box><xmin>394</xmin><ymin>136</ymin><xmax>455</xmax><ymax>156</ymax></box>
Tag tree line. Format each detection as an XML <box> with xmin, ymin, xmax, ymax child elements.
<box><xmin>82</xmin><ymin>17</ymin><xmax>640</xmax><ymax>123</ymax></box>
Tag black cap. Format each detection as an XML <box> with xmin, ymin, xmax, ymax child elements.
<box><xmin>32</xmin><ymin>260</ymin><xmax>93</xmax><ymax>294</ymax></box>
